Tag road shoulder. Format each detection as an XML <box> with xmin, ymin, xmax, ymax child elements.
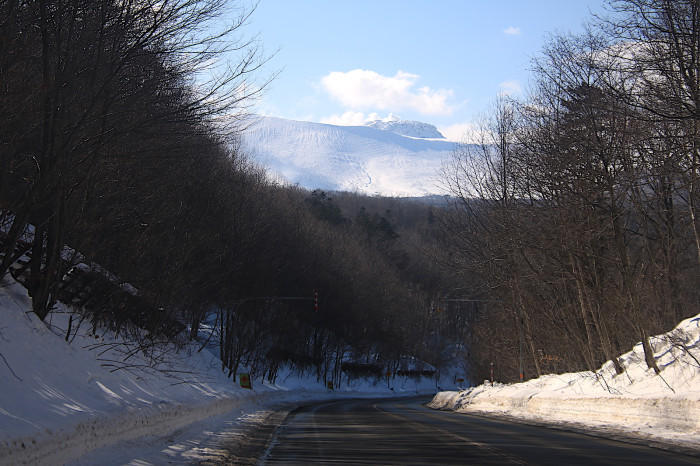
<box><xmin>427</xmin><ymin>402</ymin><xmax>700</xmax><ymax>459</ymax></box>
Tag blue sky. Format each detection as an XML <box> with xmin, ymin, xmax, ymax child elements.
<box><xmin>242</xmin><ymin>0</ymin><xmax>607</xmax><ymax>140</ymax></box>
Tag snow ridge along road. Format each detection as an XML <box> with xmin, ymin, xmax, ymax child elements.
<box><xmin>429</xmin><ymin>313</ymin><xmax>700</xmax><ymax>452</ymax></box>
<box><xmin>2</xmin><ymin>394</ymin><xmax>246</xmax><ymax>465</ymax></box>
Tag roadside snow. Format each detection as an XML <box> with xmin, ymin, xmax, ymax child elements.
<box><xmin>429</xmin><ymin>313</ymin><xmax>700</xmax><ymax>450</ymax></box>
<box><xmin>0</xmin><ymin>277</ymin><xmax>437</xmax><ymax>465</ymax></box>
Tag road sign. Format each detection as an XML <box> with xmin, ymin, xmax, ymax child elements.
<box><xmin>327</xmin><ymin>380</ymin><xmax>334</xmax><ymax>390</ymax></box>
<box><xmin>239</xmin><ymin>373</ymin><xmax>252</xmax><ymax>389</ymax></box>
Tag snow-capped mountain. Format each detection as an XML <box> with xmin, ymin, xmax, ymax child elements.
<box><xmin>365</xmin><ymin>119</ymin><xmax>445</xmax><ymax>139</ymax></box>
<box><xmin>240</xmin><ymin>116</ymin><xmax>457</xmax><ymax>196</ymax></box>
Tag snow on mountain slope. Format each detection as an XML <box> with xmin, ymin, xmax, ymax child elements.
<box><xmin>241</xmin><ymin>116</ymin><xmax>457</xmax><ymax>196</ymax></box>
<box><xmin>365</xmin><ymin>119</ymin><xmax>445</xmax><ymax>139</ymax></box>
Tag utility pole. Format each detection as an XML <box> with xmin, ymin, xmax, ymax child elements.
<box><xmin>518</xmin><ymin>314</ymin><xmax>524</xmax><ymax>381</ymax></box>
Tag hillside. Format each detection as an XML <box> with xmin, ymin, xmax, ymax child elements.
<box><xmin>241</xmin><ymin>116</ymin><xmax>458</xmax><ymax>196</ymax></box>
<box><xmin>0</xmin><ymin>276</ymin><xmax>443</xmax><ymax>465</ymax></box>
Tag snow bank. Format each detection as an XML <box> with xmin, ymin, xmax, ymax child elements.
<box><xmin>0</xmin><ymin>276</ymin><xmax>243</xmax><ymax>465</ymax></box>
<box><xmin>429</xmin><ymin>314</ymin><xmax>700</xmax><ymax>449</ymax></box>
<box><xmin>0</xmin><ymin>277</ymin><xmax>436</xmax><ymax>465</ymax></box>
<box><xmin>3</xmin><ymin>392</ymin><xmax>248</xmax><ymax>465</ymax></box>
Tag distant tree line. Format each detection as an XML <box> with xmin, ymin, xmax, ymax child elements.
<box><xmin>0</xmin><ymin>0</ymin><xmax>459</xmax><ymax>386</ymax></box>
<box><xmin>441</xmin><ymin>0</ymin><xmax>700</xmax><ymax>383</ymax></box>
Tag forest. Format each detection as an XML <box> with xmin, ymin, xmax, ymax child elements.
<box><xmin>2</xmin><ymin>0</ymin><xmax>699</xmax><ymax>387</ymax></box>
<box><xmin>0</xmin><ymin>0</ymin><xmax>458</xmax><ymax>387</ymax></box>
<box><xmin>440</xmin><ymin>0</ymin><xmax>700</xmax><ymax>382</ymax></box>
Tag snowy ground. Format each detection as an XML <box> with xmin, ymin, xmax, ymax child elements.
<box><xmin>429</xmin><ymin>314</ymin><xmax>700</xmax><ymax>451</ymax></box>
<box><xmin>0</xmin><ymin>277</ymin><xmax>439</xmax><ymax>465</ymax></box>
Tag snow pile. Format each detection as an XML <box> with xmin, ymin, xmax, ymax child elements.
<box><xmin>241</xmin><ymin>116</ymin><xmax>458</xmax><ymax>196</ymax></box>
<box><xmin>0</xmin><ymin>277</ymin><xmax>437</xmax><ymax>465</ymax></box>
<box><xmin>429</xmin><ymin>314</ymin><xmax>700</xmax><ymax>449</ymax></box>
<box><xmin>0</xmin><ymin>276</ymin><xmax>245</xmax><ymax>465</ymax></box>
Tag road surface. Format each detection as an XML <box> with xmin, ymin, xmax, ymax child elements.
<box><xmin>260</xmin><ymin>396</ymin><xmax>700</xmax><ymax>465</ymax></box>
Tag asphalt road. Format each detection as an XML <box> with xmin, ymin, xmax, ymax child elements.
<box><xmin>260</xmin><ymin>396</ymin><xmax>700</xmax><ymax>465</ymax></box>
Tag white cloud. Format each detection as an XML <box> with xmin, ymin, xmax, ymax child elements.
<box><xmin>320</xmin><ymin>69</ymin><xmax>454</xmax><ymax>116</ymax></box>
<box><xmin>439</xmin><ymin>122</ymin><xmax>485</xmax><ymax>143</ymax></box>
<box><xmin>499</xmin><ymin>80</ymin><xmax>522</xmax><ymax>96</ymax></box>
<box><xmin>504</xmin><ymin>26</ymin><xmax>521</xmax><ymax>35</ymax></box>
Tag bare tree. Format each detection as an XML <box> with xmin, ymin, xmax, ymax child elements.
<box><xmin>0</xmin><ymin>0</ymin><xmax>268</xmax><ymax>319</ymax></box>
<box><xmin>600</xmin><ymin>0</ymin><xmax>700</xmax><ymax>266</ymax></box>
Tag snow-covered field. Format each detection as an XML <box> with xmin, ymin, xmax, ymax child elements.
<box><xmin>429</xmin><ymin>314</ymin><xmax>700</xmax><ymax>450</ymax></box>
<box><xmin>0</xmin><ymin>277</ymin><xmax>437</xmax><ymax>465</ymax></box>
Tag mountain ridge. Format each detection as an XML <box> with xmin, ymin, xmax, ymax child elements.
<box><xmin>366</xmin><ymin>119</ymin><xmax>445</xmax><ymax>139</ymax></box>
